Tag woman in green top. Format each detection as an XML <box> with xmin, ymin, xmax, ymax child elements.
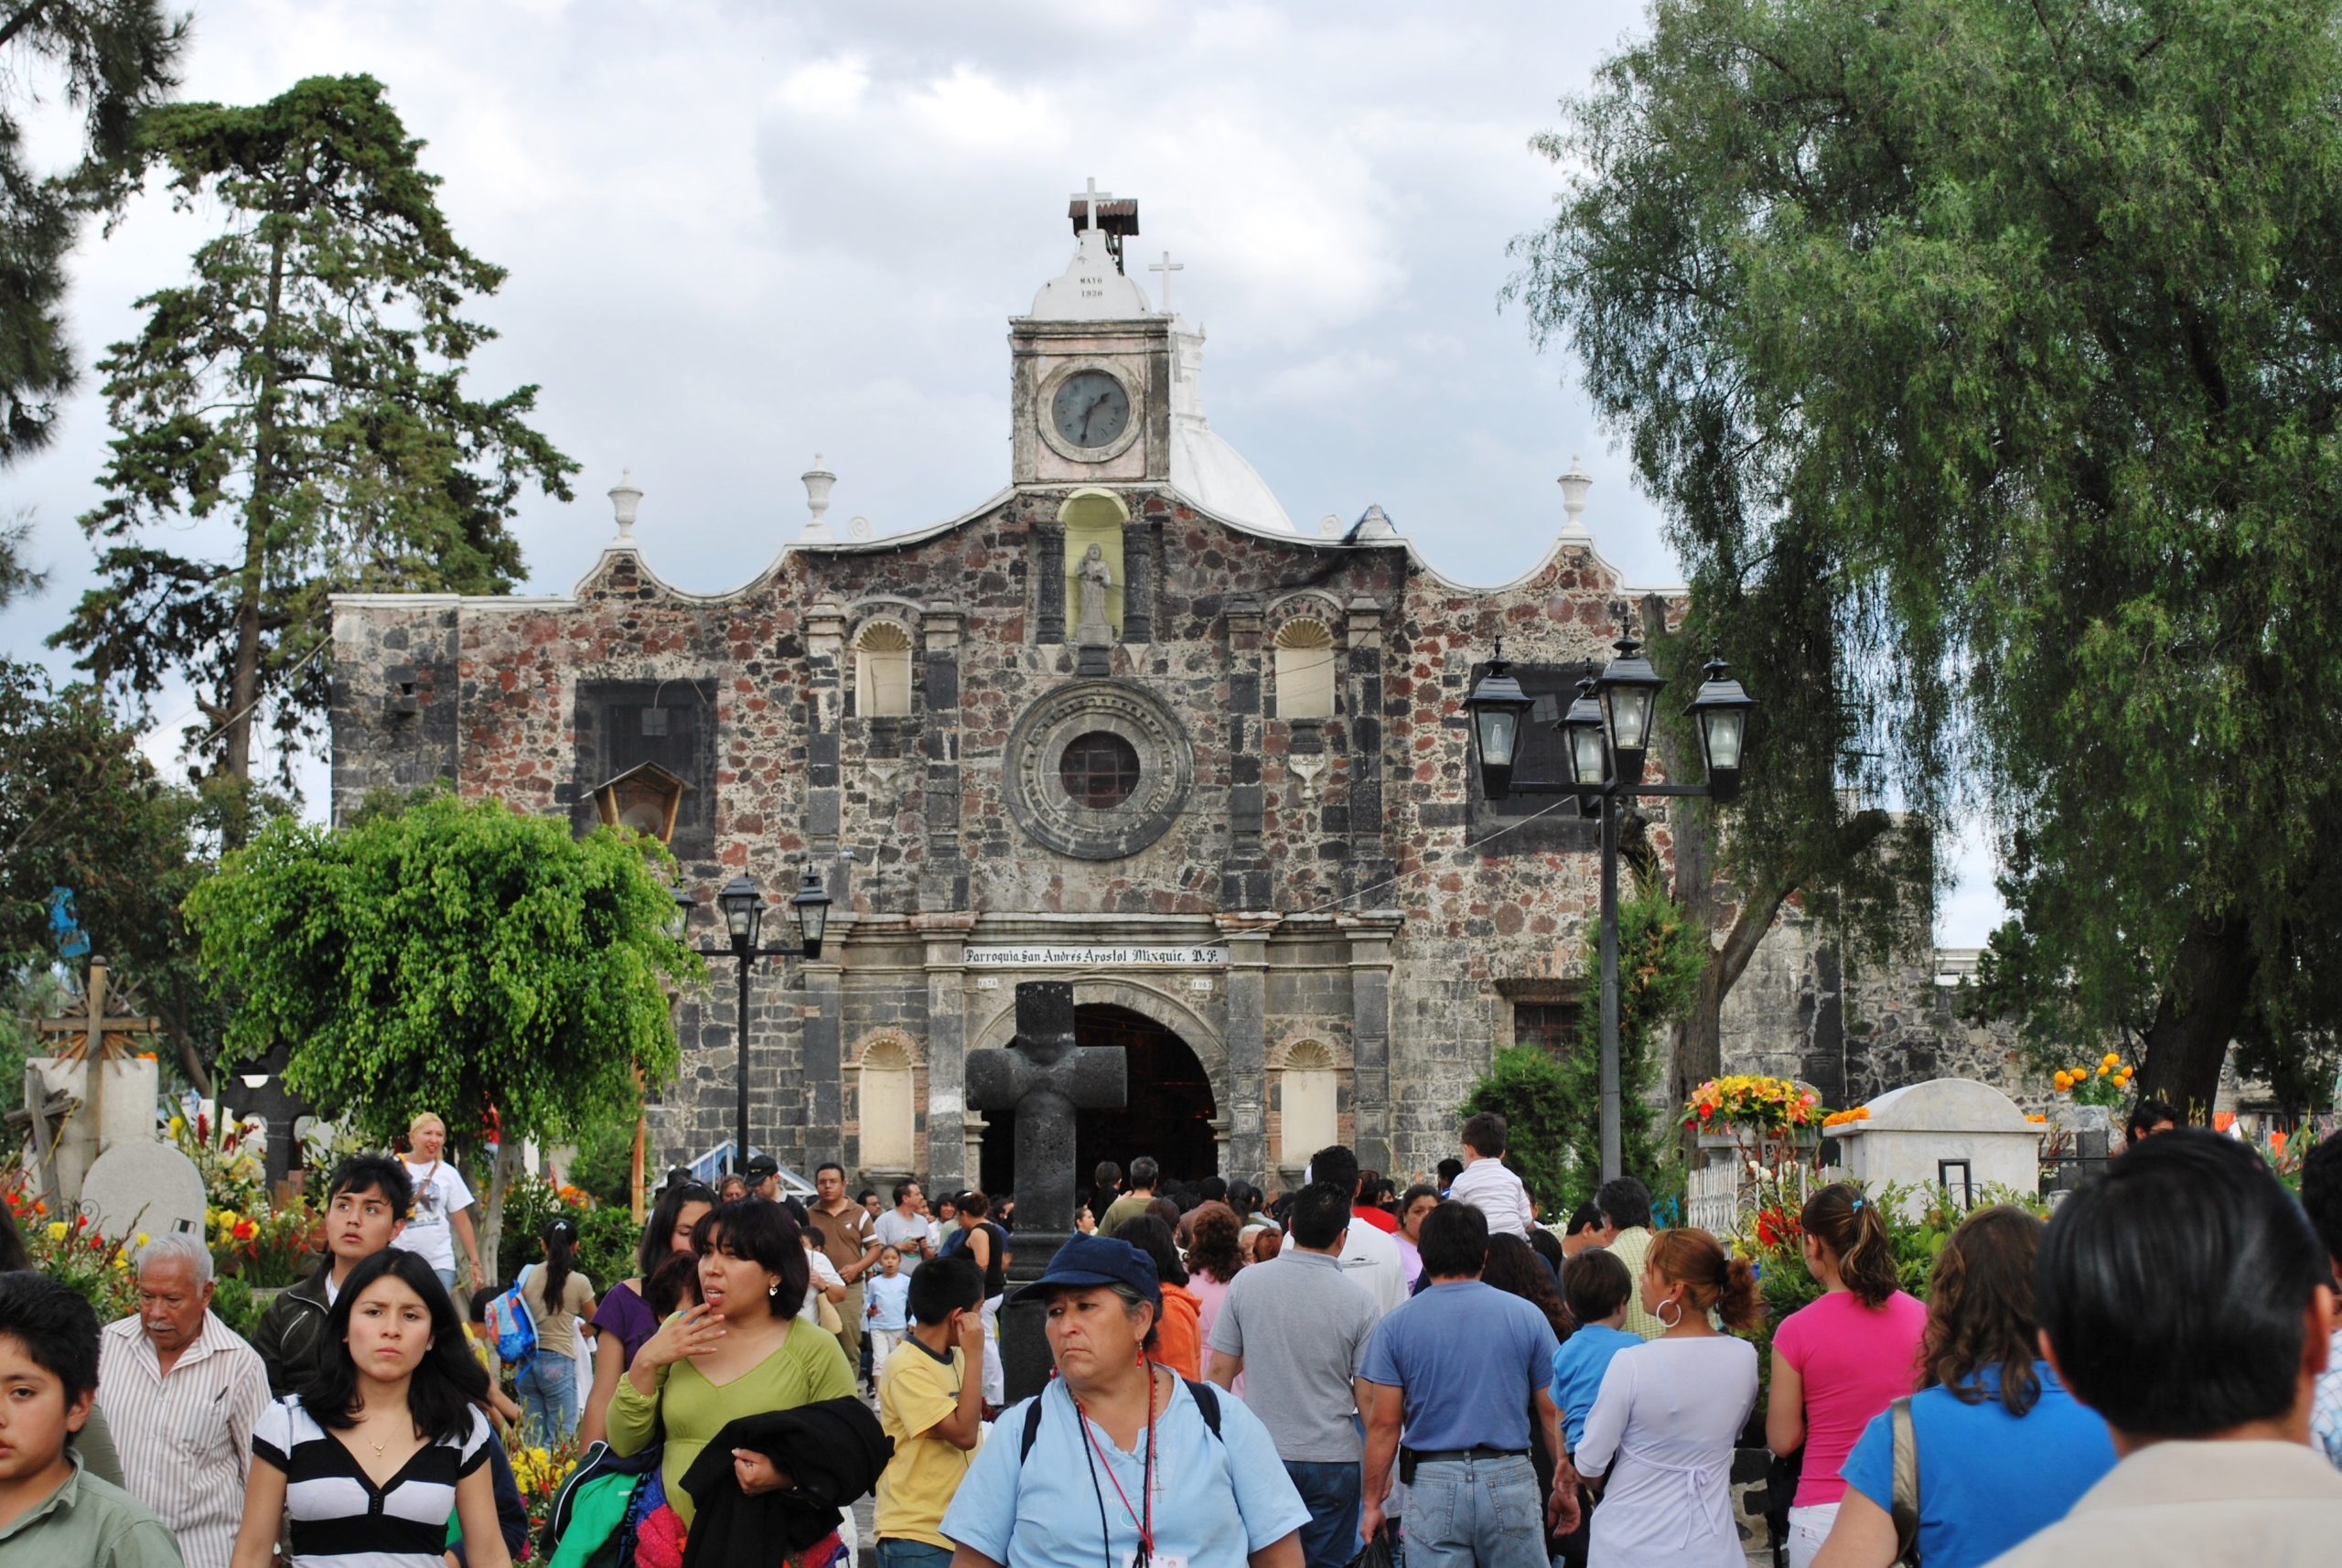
<box><xmin>607</xmin><ymin>1199</ymin><xmax>856</xmax><ymax>1525</ymax></box>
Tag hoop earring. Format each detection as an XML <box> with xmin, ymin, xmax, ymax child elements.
<box><xmin>1656</xmin><ymin>1298</ymin><xmax>1682</xmax><ymax>1329</ymax></box>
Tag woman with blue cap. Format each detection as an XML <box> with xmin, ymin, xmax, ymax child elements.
<box><xmin>940</xmin><ymin>1234</ymin><xmax>1308</xmax><ymax>1568</ymax></box>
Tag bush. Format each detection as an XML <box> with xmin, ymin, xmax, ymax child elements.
<box><xmin>209</xmin><ymin>1274</ymin><xmax>261</xmax><ymax>1339</ymax></box>
<box><xmin>566</xmin><ymin>1113</ymin><xmax>640</xmax><ymax>1210</ymax></box>
<box><xmin>576</xmin><ymin>1203</ymin><xmax>641</xmax><ymax>1293</ymax></box>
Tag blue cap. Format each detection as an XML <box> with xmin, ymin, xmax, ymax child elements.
<box><xmin>1008</xmin><ymin>1235</ymin><xmax>1161</xmax><ymax>1308</ymax></box>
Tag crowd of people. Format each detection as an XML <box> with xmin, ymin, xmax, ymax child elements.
<box><xmin>1</xmin><ymin>1104</ymin><xmax>2339</xmax><ymax>1567</ymax></box>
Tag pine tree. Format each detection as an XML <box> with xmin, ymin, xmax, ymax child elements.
<box><xmin>0</xmin><ymin>0</ymin><xmax>184</xmax><ymax>463</ymax></box>
<box><xmin>51</xmin><ymin>75</ymin><xmax>575</xmax><ymax>800</ymax></box>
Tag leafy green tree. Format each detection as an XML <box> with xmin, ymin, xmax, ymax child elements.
<box><xmin>0</xmin><ymin>517</ymin><xmax>44</xmax><ymax>605</ymax></box>
<box><xmin>183</xmin><ymin>791</ymin><xmax>702</xmax><ymax>1274</ymax></box>
<box><xmin>1464</xmin><ymin>874</ymin><xmax>1702</xmax><ymax>1214</ymax></box>
<box><xmin>52</xmin><ymin>74</ymin><xmax>575</xmax><ymax>798</ymax></box>
<box><xmin>0</xmin><ymin>0</ymin><xmax>184</xmax><ymax>464</ymax></box>
<box><xmin>1512</xmin><ymin>0</ymin><xmax>2342</xmax><ymax>1114</ymax></box>
<box><xmin>0</xmin><ymin>659</ymin><xmax>220</xmax><ymax>1090</ymax></box>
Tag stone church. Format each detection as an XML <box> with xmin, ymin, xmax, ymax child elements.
<box><xmin>328</xmin><ymin>193</ymin><xmax>2020</xmax><ymax>1193</ymax></box>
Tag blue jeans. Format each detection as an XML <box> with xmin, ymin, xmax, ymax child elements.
<box><xmin>514</xmin><ymin>1352</ymin><xmax>577</xmax><ymax>1443</ymax></box>
<box><xmin>1285</xmin><ymin>1460</ymin><xmax>1363</xmax><ymax>1568</ymax></box>
<box><xmin>1405</xmin><ymin>1455</ymin><xmax>1544</xmax><ymax>1568</ymax></box>
<box><xmin>876</xmin><ymin>1540</ymin><xmax>954</xmax><ymax>1568</ymax></box>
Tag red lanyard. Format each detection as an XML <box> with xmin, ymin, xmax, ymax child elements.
<box><xmin>1074</xmin><ymin>1367</ymin><xmax>1158</xmax><ymax>1563</ymax></box>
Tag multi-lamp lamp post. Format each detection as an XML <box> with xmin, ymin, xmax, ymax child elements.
<box><xmin>674</xmin><ymin>867</ymin><xmax>835</xmax><ymax>1176</ymax></box>
<box><xmin>1465</xmin><ymin>633</ymin><xmax>1756</xmax><ymax>1181</ymax></box>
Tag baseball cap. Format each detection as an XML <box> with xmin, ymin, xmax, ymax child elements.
<box><xmin>1008</xmin><ymin>1234</ymin><xmax>1161</xmax><ymax>1307</ymax></box>
<box><xmin>743</xmin><ymin>1154</ymin><xmax>779</xmax><ymax>1181</ymax></box>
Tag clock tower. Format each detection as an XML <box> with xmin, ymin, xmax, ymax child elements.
<box><xmin>1009</xmin><ymin>182</ymin><xmax>1172</xmax><ymax>488</ymax></box>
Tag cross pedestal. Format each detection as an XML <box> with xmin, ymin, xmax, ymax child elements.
<box><xmin>26</xmin><ymin>959</ymin><xmax>162</xmax><ymax>1208</ymax></box>
<box><xmin>967</xmin><ymin>981</ymin><xmax>1128</xmax><ymax>1401</ymax></box>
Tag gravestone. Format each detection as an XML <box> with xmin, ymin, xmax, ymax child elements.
<box><xmin>25</xmin><ymin>959</ymin><xmax>163</xmax><ymax>1206</ymax></box>
<box><xmin>1827</xmin><ymin>1078</ymin><xmax>2044</xmax><ymax>1220</ymax></box>
<box><xmin>82</xmin><ymin>1141</ymin><xmax>208</xmax><ymax>1250</ymax></box>
<box><xmin>967</xmin><ymin>981</ymin><xmax>1128</xmax><ymax>1401</ymax></box>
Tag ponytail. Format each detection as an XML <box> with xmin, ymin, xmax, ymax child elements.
<box><xmin>1646</xmin><ymin>1227</ymin><xmax>1768</xmax><ymax>1336</ymax></box>
<box><xmin>541</xmin><ymin>1215</ymin><xmax>578</xmax><ymax>1310</ymax></box>
<box><xmin>1800</xmin><ymin>1183</ymin><xmax>1899</xmax><ymax>1308</ymax></box>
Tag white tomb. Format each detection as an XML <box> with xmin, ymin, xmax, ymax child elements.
<box><xmin>82</xmin><ymin>1140</ymin><xmax>208</xmax><ymax>1248</ymax></box>
<box><xmin>25</xmin><ymin>1056</ymin><xmax>161</xmax><ymax>1207</ymax></box>
<box><xmin>1827</xmin><ymin>1077</ymin><xmax>2043</xmax><ymax>1220</ymax></box>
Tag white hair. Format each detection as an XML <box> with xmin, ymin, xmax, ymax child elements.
<box><xmin>135</xmin><ymin>1230</ymin><xmax>214</xmax><ymax>1286</ymax></box>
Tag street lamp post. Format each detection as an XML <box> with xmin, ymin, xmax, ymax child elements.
<box><xmin>1466</xmin><ymin>636</ymin><xmax>1756</xmax><ymax>1181</ymax></box>
<box><xmin>680</xmin><ymin>865</ymin><xmax>835</xmax><ymax>1175</ymax></box>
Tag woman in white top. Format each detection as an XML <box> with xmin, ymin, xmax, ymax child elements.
<box><xmin>1574</xmin><ymin>1226</ymin><xmax>1765</xmax><ymax>1568</ymax></box>
<box><xmin>400</xmin><ymin>1112</ymin><xmax>484</xmax><ymax>1292</ymax></box>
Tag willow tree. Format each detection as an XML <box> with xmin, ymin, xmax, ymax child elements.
<box><xmin>53</xmin><ymin>75</ymin><xmax>574</xmax><ymax>800</ymax></box>
<box><xmin>1513</xmin><ymin>0</ymin><xmax>2342</xmax><ymax>1113</ymax></box>
<box><xmin>184</xmin><ymin>791</ymin><xmax>702</xmax><ymax>1273</ymax></box>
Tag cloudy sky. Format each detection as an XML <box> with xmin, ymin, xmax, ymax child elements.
<box><xmin>0</xmin><ymin>0</ymin><xmax>2003</xmax><ymax>942</ymax></box>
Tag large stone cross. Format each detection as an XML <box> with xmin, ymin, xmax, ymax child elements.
<box><xmin>33</xmin><ymin>958</ymin><xmax>161</xmax><ymax>1128</ymax></box>
<box><xmin>967</xmin><ymin>981</ymin><xmax>1126</xmax><ymax>1276</ymax></box>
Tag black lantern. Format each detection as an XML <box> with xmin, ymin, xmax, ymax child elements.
<box><xmin>1464</xmin><ymin>646</ymin><xmax>1536</xmax><ymax>800</ymax></box>
<box><xmin>1685</xmin><ymin>652</ymin><xmax>1756</xmax><ymax>802</ymax></box>
<box><xmin>716</xmin><ymin>875</ymin><xmax>763</xmax><ymax>952</ymax></box>
<box><xmin>1595</xmin><ymin>637</ymin><xmax>1666</xmax><ymax>787</ymax></box>
<box><xmin>1561</xmin><ymin>676</ymin><xmax>1609</xmax><ymax>792</ymax></box>
<box><xmin>668</xmin><ymin>884</ymin><xmax>698</xmax><ymax>940</ymax></box>
<box><xmin>790</xmin><ymin>865</ymin><xmax>833</xmax><ymax>961</ymax></box>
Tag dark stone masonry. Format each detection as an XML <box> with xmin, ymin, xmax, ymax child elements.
<box><xmin>328</xmin><ymin>206</ymin><xmax>2031</xmax><ymax>1192</ymax></box>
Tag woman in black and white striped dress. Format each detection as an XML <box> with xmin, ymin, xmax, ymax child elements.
<box><xmin>230</xmin><ymin>1248</ymin><xmax>507</xmax><ymax>1568</ymax></box>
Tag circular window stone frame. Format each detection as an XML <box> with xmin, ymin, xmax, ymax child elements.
<box><xmin>1004</xmin><ymin>680</ymin><xmax>1195</xmax><ymax>861</ymax></box>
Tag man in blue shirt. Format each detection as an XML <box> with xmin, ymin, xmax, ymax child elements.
<box><xmin>1358</xmin><ymin>1201</ymin><xmax>1575</xmax><ymax>1568</ymax></box>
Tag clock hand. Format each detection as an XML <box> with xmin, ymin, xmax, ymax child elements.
<box><xmin>1080</xmin><ymin>392</ymin><xmax>1110</xmax><ymax>442</ymax></box>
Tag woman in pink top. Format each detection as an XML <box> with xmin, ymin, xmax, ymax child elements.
<box><xmin>1766</xmin><ymin>1183</ymin><xmax>1926</xmax><ymax>1568</ymax></box>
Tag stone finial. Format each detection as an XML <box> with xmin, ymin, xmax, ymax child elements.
<box><xmin>1559</xmin><ymin>456</ymin><xmax>1594</xmax><ymax>540</ymax></box>
<box><xmin>1318</xmin><ymin>512</ymin><xmax>1343</xmax><ymax>537</ymax></box>
<box><xmin>607</xmin><ymin>470</ymin><xmax>643</xmax><ymax>543</ymax></box>
<box><xmin>1355</xmin><ymin>503</ymin><xmax>1396</xmax><ymax>540</ymax></box>
<box><xmin>801</xmin><ymin>455</ymin><xmax>836</xmax><ymax>542</ymax></box>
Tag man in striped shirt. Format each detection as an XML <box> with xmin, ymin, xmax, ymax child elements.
<box><xmin>96</xmin><ymin>1233</ymin><xmax>269</xmax><ymax>1568</ymax></box>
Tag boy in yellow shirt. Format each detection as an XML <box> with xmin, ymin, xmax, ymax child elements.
<box><xmin>875</xmin><ymin>1255</ymin><xmax>985</xmax><ymax>1568</ymax></box>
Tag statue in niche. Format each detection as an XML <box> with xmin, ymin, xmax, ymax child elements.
<box><xmin>1074</xmin><ymin>543</ymin><xmax>1115</xmax><ymax>645</ymax></box>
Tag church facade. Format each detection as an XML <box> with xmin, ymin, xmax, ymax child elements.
<box><xmin>328</xmin><ymin>199</ymin><xmax>2019</xmax><ymax>1191</ymax></box>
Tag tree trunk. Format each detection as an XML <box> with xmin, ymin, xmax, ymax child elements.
<box><xmin>1676</xmin><ymin>876</ymin><xmax>1793</xmax><ymax>1104</ymax></box>
<box><xmin>220</xmin><ymin>232</ymin><xmax>288</xmax><ymax>817</ymax></box>
<box><xmin>478</xmin><ymin>1133</ymin><xmax>526</xmax><ymax>1293</ymax></box>
<box><xmin>2134</xmin><ymin>911</ymin><xmax>2257</xmax><ymax>1122</ymax></box>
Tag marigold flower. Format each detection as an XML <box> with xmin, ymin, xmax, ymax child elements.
<box><xmin>2101</xmin><ymin>1052</ymin><xmax>2120</xmax><ymax>1069</ymax></box>
<box><xmin>46</xmin><ymin>1222</ymin><xmax>66</xmax><ymax>1242</ymax></box>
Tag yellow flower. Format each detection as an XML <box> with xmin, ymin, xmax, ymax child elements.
<box><xmin>167</xmin><ymin>1117</ymin><xmax>185</xmax><ymax>1137</ymax></box>
<box><xmin>45</xmin><ymin>1221</ymin><xmax>66</xmax><ymax>1242</ymax></box>
<box><xmin>134</xmin><ymin>1232</ymin><xmax>150</xmax><ymax>1248</ymax></box>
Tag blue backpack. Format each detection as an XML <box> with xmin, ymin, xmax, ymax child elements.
<box><xmin>487</xmin><ymin>1264</ymin><xmax>540</xmax><ymax>1369</ymax></box>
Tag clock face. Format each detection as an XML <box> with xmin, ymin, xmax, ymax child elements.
<box><xmin>1050</xmin><ymin>370</ymin><xmax>1132</xmax><ymax>451</ymax></box>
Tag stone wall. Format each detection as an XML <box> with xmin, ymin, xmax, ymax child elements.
<box><xmin>335</xmin><ymin>479</ymin><xmax>1873</xmax><ymax>1187</ymax></box>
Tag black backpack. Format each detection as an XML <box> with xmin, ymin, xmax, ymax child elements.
<box><xmin>1018</xmin><ymin>1377</ymin><xmax>1224</xmax><ymax>1463</ymax></box>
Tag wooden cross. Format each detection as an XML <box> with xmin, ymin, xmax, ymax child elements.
<box><xmin>34</xmin><ymin>960</ymin><xmax>161</xmax><ymax>1066</ymax></box>
<box><xmin>1071</xmin><ymin>177</ymin><xmax>1113</xmax><ymax>234</ymax></box>
<box><xmin>1148</xmin><ymin>250</ymin><xmax>1184</xmax><ymax>314</ymax></box>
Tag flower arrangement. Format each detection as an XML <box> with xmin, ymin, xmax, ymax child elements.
<box><xmin>4</xmin><ymin>1181</ymin><xmax>140</xmax><ymax>1321</ymax></box>
<box><xmin>166</xmin><ymin>1110</ymin><xmax>270</xmax><ymax>1214</ymax></box>
<box><xmin>2052</xmin><ymin>1053</ymin><xmax>2133</xmax><ymax>1108</ymax></box>
<box><xmin>1681</xmin><ymin>1075</ymin><xmax>1825</xmax><ymax>1136</ymax></box>
<box><xmin>1821</xmin><ymin>1106</ymin><xmax>1870</xmax><ymax>1130</ymax></box>
<box><xmin>510</xmin><ymin>1431</ymin><xmax>586</xmax><ymax>1542</ymax></box>
<box><xmin>208</xmin><ymin>1200</ymin><xmax>316</xmax><ymax>1288</ymax></box>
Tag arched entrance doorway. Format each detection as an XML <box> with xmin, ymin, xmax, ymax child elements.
<box><xmin>979</xmin><ymin>1004</ymin><xmax>1219</xmax><ymax>1197</ymax></box>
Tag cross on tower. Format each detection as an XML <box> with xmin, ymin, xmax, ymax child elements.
<box><xmin>1071</xmin><ymin>177</ymin><xmax>1113</xmax><ymax>234</ymax></box>
<box><xmin>1148</xmin><ymin>249</ymin><xmax>1185</xmax><ymax>314</ymax></box>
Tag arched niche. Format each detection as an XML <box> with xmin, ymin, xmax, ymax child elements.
<box><xmin>1059</xmin><ymin>489</ymin><xmax>1127</xmax><ymax>639</ymax></box>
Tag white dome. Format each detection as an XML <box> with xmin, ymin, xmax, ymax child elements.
<box><xmin>1166</xmin><ymin>325</ymin><xmax>1293</xmax><ymax>532</ymax></box>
